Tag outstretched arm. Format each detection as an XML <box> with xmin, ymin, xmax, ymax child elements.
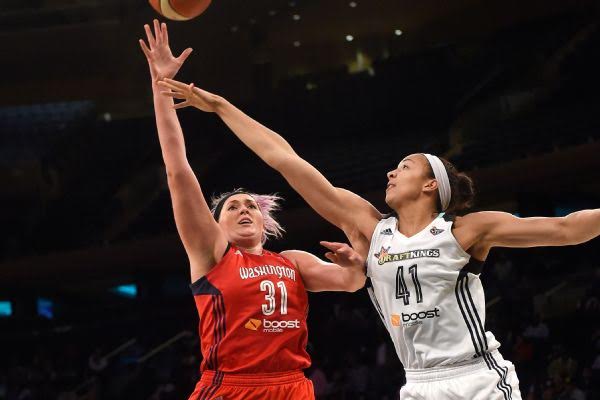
<box><xmin>282</xmin><ymin>241</ymin><xmax>366</xmax><ymax>292</ymax></box>
<box><xmin>465</xmin><ymin>209</ymin><xmax>600</xmax><ymax>251</ymax></box>
<box><xmin>140</xmin><ymin>21</ymin><xmax>227</xmax><ymax>281</ymax></box>
<box><xmin>156</xmin><ymin>80</ymin><xmax>382</xmax><ymax>247</ymax></box>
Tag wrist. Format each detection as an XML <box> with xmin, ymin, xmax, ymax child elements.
<box><xmin>151</xmin><ymin>78</ymin><xmax>164</xmax><ymax>93</ymax></box>
<box><xmin>150</xmin><ymin>69</ymin><xmax>162</xmax><ymax>85</ymax></box>
<box><xmin>214</xmin><ymin>96</ymin><xmax>231</xmax><ymax>115</ymax></box>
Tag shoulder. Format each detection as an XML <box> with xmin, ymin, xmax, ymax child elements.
<box><xmin>367</xmin><ymin>213</ymin><xmax>395</xmax><ymax>227</ymax></box>
<box><xmin>279</xmin><ymin>249</ymin><xmax>315</xmax><ymax>267</ymax></box>
<box><xmin>374</xmin><ymin>214</ymin><xmax>397</xmax><ymax>230</ymax></box>
<box><xmin>455</xmin><ymin>211</ymin><xmax>513</xmax><ymax>229</ymax></box>
<box><xmin>363</xmin><ymin>214</ymin><xmax>395</xmax><ymax>241</ymax></box>
<box><xmin>454</xmin><ymin>211</ymin><xmax>518</xmax><ymax>251</ymax></box>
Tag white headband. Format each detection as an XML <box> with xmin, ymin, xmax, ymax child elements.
<box><xmin>422</xmin><ymin>153</ymin><xmax>451</xmax><ymax>211</ymax></box>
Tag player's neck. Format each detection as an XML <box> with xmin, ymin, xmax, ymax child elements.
<box><xmin>394</xmin><ymin>202</ymin><xmax>439</xmax><ymax>237</ymax></box>
<box><xmin>236</xmin><ymin>242</ymin><xmax>263</xmax><ymax>255</ymax></box>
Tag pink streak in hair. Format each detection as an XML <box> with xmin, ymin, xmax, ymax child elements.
<box><xmin>210</xmin><ymin>189</ymin><xmax>285</xmax><ymax>244</ymax></box>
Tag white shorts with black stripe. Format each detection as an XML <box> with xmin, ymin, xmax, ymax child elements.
<box><xmin>400</xmin><ymin>350</ymin><xmax>522</xmax><ymax>400</ymax></box>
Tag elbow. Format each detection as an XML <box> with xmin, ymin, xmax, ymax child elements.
<box><xmin>166</xmin><ymin>168</ymin><xmax>183</xmax><ymax>181</ymax></box>
<box><xmin>264</xmin><ymin>151</ymin><xmax>289</xmax><ymax>170</ymax></box>
<box><xmin>557</xmin><ymin>217</ymin><xmax>583</xmax><ymax>245</ymax></box>
<box><xmin>165</xmin><ymin>165</ymin><xmax>193</xmax><ymax>183</ymax></box>
<box><xmin>265</xmin><ymin>150</ymin><xmax>300</xmax><ymax>171</ymax></box>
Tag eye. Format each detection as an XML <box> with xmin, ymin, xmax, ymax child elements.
<box><xmin>249</xmin><ymin>204</ymin><xmax>258</xmax><ymax>209</ymax></box>
<box><xmin>402</xmin><ymin>164</ymin><xmax>409</xmax><ymax>170</ymax></box>
<box><xmin>227</xmin><ymin>205</ymin><xmax>237</xmax><ymax>211</ymax></box>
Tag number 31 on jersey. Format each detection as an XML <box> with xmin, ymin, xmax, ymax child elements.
<box><xmin>260</xmin><ymin>280</ymin><xmax>288</xmax><ymax>315</ymax></box>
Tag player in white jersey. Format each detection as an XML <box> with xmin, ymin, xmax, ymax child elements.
<box><xmin>366</xmin><ymin>212</ymin><xmax>516</xmax><ymax>399</ymax></box>
<box><xmin>156</xmin><ymin>78</ymin><xmax>600</xmax><ymax>400</ymax></box>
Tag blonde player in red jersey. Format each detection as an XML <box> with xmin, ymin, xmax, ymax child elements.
<box><xmin>139</xmin><ymin>21</ymin><xmax>366</xmax><ymax>400</ymax></box>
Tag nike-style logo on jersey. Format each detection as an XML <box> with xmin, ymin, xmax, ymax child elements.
<box><xmin>430</xmin><ymin>226</ymin><xmax>445</xmax><ymax>235</ymax></box>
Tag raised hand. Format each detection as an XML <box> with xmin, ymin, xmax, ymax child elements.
<box><xmin>157</xmin><ymin>78</ymin><xmax>224</xmax><ymax>112</ymax></box>
<box><xmin>320</xmin><ymin>241</ymin><xmax>365</xmax><ymax>269</ymax></box>
<box><xmin>139</xmin><ymin>19</ymin><xmax>193</xmax><ymax>81</ymax></box>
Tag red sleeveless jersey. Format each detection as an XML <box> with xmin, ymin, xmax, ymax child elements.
<box><xmin>190</xmin><ymin>243</ymin><xmax>311</xmax><ymax>374</ymax></box>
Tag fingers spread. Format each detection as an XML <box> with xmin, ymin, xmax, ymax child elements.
<box><xmin>144</xmin><ymin>24</ymin><xmax>156</xmax><ymax>47</ymax></box>
<box><xmin>153</xmin><ymin>19</ymin><xmax>162</xmax><ymax>44</ymax></box>
<box><xmin>162</xmin><ymin>22</ymin><xmax>169</xmax><ymax>44</ymax></box>
<box><xmin>139</xmin><ymin>39</ymin><xmax>151</xmax><ymax>58</ymax></box>
<box><xmin>320</xmin><ymin>241</ymin><xmax>345</xmax><ymax>252</ymax></box>
<box><xmin>324</xmin><ymin>252</ymin><xmax>337</xmax><ymax>262</ymax></box>
<box><xmin>173</xmin><ymin>100</ymin><xmax>191</xmax><ymax>110</ymax></box>
<box><xmin>160</xmin><ymin>91</ymin><xmax>186</xmax><ymax>99</ymax></box>
<box><xmin>335</xmin><ymin>249</ymin><xmax>352</xmax><ymax>260</ymax></box>
<box><xmin>157</xmin><ymin>80</ymin><xmax>181</xmax><ymax>92</ymax></box>
<box><xmin>192</xmin><ymin>85</ymin><xmax>205</xmax><ymax>96</ymax></box>
<box><xmin>178</xmin><ymin>48</ymin><xmax>193</xmax><ymax>63</ymax></box>
<box><xmin>162</xmin><ymin>78</ymin><xmax>189</xmax><ymax>91</ymax></box>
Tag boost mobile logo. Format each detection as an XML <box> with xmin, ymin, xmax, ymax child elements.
<box><xmin>244</xmin><ymin>318</ymin><xmax>262</xmax><ymax>331</ymax></box>
<box><xmin>391</xmin><ymin>308</ymin><xmax>441</xmax><ymax>327</ymax></box>
<box><xmin>245</xmin><ymin>318</ymin><xmax>300</xmax><ymax>333</ymax></box>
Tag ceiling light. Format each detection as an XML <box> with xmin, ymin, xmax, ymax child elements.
<box><xmin>293</xmin><ymin>41</ymin><xmax>301</xmax><ymax>47</ymax></box>
<box><xmin>394</xmin><ymin>29</ymin><xmax>403</xmax><ymax>36</ymax></box>
<box><xmin>293</xmin><ymin>14</ymin><xmax>301</xmax><ymax>21</ymax></box>
<box><xmin>349</xmin><ymin>2</ymin><xmax>357</xmax><ymax>7</ymax></box>
<box><xmin>346</xmin><ymin>35</ymin><xmax>354</xmax><ymax>42</ymax></box>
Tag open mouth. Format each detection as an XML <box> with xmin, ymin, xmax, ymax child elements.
<box><xmin>238</xmin><ymin>218</ymin><xmax>252</xmax><ymax>225</ymax></box>
<box><xmin>386</xmin><ymin>183</ymin><xmax>395</xmax><ymax>191</ymax></box>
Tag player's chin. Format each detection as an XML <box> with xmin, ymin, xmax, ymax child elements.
<box><xmin>384</xmin><ymin>192</ymin><xmax>395</xmax><ymax>207</ymax></box>
<box><xmin>235</xmin><ymin>226</ymin><xmax>260</xmax><ymax>238</ymax></box>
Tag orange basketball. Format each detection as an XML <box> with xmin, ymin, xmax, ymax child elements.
<box><xmin>148</xmin><ymin>0</ymin><xmax>212</xmax><ymax>21</ymax></box>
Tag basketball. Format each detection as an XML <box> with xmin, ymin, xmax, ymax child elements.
<box><xmin>148</xmin><ymin>0</ymin><xmax>212</xmax><ymax>21</ymax></box>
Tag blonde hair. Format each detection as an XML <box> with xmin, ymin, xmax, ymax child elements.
<box><xmin>210</xmin><ymin>189</ymin><xmax>285</xmax><ymax>244</ymax></box>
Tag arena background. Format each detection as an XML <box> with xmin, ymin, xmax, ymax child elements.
<box><xmin>0</xmin><ymin>0</ymin><xmax>599</xmax><ymax>399</ymax></box>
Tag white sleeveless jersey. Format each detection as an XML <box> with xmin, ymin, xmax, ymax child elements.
<box><xmin>366</xmin><ymin>213</ymin><xmax>501</xmax><ymax>369</ymax></box>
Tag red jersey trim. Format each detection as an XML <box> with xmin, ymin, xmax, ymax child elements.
<box><xmin>204</xmin><ymin>294</ymin><xmax>226</xmax><ymax>370</ymax></box>
<box><xmin>196</xmin><ymin>370</ymin><xmax>224</xmax><ymax>400</ymax></box>
<box><xmin>189</xmin><ymin>243</ymin><xmax>232</xmax><ymax>294</ymax></box>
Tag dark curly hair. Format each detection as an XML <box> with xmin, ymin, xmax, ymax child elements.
<box><xmin>424</xmin><ymin>157</ymin><xmax>475</xmax><ymax>215</ymax></box>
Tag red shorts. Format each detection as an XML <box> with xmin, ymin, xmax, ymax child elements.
<box><xmin>188</xmin><ymin>370</ymin><xmax>315</xmax><ymax>400</ymax></box>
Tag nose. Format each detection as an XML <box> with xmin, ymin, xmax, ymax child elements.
<box><xmin>387</xmin><ymin>169</ymin><xmax>396</xmax><ymax>179</ymax></box>
<box><xmin>239</xmin><ymin>207</ymin><xmax>250</xmax><ymax>215</ymax></box>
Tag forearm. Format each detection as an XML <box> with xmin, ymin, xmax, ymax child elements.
<box><xmin>215</xmin><ymin>99</ymin><xmax>296</xmax><ymax>168</ymax></box>
<box><xmin>339</xmin><ymin>264</ymin><xmax>367</xmax><ymax>292</ymax></box>
<box><xmin>319</xmin><ymin>263</ymin><xmax>366</xmax><ymax>292</ymax></box>
<box><xmin>152</xmin><ymin>81</ymin><xmax>189</xmax><ymax>173</ymax></box>
<box><xmin>564</xmin><ymin>209</ymin><xmax>600</xmax><ymax>244</ymax></box>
